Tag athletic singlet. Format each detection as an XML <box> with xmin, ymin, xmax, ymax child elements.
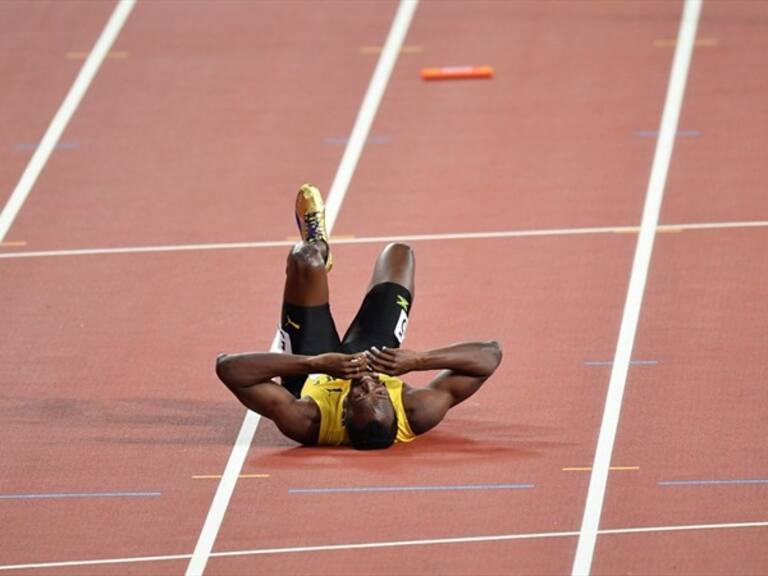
<box><xmin>300</xmin><ymin>374</ymin><xmax>416</xmax><ymax>446</ymax></box>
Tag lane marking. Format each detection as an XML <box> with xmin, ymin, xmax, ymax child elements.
<box><xmin>571</xmin><ymin>2</ymin><xmax>702</xmax><ymax>574</ymax></box>
<box><xmin>0</xmin><ymin>491</ymin><xmax>160</xmax><ymax>500</ymax></box>
<box><xmin>654</xmin><ymin>37</ymin><xmax>717</xmax><ymax>47</ymax></box>
<box><xmin>583</xmin><ymin>360</ymin><xmax>658</xmax><ymax>367</ymax></box>
<box><xmin>1</xmin><ymin>219</ymin><xmax>766</xmax><ymax>261</ymax></box>
<box><xmin>634</xmin><ymin>129</ymin><xmax>700</xmax><ymax>138</ymax></box>
<box><xmin>563</xmin><ymin>467</ymin><xmax>639</xmax><ymax>472</ymax></box>
<box><xmin>0</xmin><ymin>241</ymin><xmax>26</xmax><ymax>248</ymax></box>
<box><xmin>288</xmin><ymin>483</ymin><xmax>534</xmax><ymax>494</ymax></box>
<box><xmin>612</xmin><ymin>226</ymin><xmax>685</xmax><ymax>234</ymax></box>
<box><xmin>359</xmin><ymin>44</ymin><xmax>423</xmax><ymax>54</ymax></box>
<box><xmin>659</xmin><ymin>479</ymin><xmax>768</xmax><ymax>486</ymax></box>
<box><xmin>285</xmin><ymin>234</ymin><xmax>357</xmax><ymax>242</ymax></box>
<box><xmin>14</xmin><ymin>141</ymin><xmax>80</xmax><ymax>151</ymax></box>
<box><xmin>184</xmin><ymin>332</ymin><xmax>277</xmax><ymax>575</ymax></box>
<box><xmin>3</xmin><ymin>520</ymin><xmax>767</xmax><ymax>572</ymax></box>
<box><xmin>324</xmin><ymin>0</ymin><xmax>419</xmax><ymax>231</ymax></box>
<box><xmin>185</xmin><ymin>3</ymin><xmax>419</xmax><ymax>575</ymax></box>
<box><xmin>66</xmin><ymin>50</ymin><xmax>129</xmax><ymax>59</ymax></box>
<box><xmin>0</xmin><ymin>0</ymin><xmax>136</xmax><ymax>243</ymax></box>
<box><xmin>324</xmin><ymin>135</ymin><xmax>390</xmax><ymax>145</ymax></box>
<box><xmin>191</xmin><ymin>474</ymin><xmax>270</xmax><ymax>480</ymax></box>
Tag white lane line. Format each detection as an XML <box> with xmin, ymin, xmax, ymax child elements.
<box><xmin>0</xmin><ymin>0</ymin><xmax>136</xmax><ymax>242</ymax></box>
<box><xmin>0</xmin><ymin>239</ymin><xmax>293</xmax><ymax>259</ymax></box>
<box><xmin>2</xmin><ymin>219</ymin><xmax>767</xmax><ymax>261</ymax></box>
<box><xmin>183</xmin><ymin>328</ymin><xmax>272</xmax><ymax>576</ymax></box>
<box><xmin>184</xmin><ymin>2</ymin><xmax>419</xmax><ymax>575</ymax></box>
<box><xmin>324</xmin><ymin>0</ymin><xmax>419</xmax><ymax>230</ymax></box>
<box><xmin>3</xmin><ymin>520</ymin><xmax>767</xmax><ymax>572</ymax></box>
<box><xmin>570</xmin><ymin>1</ymin><xmax>703</xmax><ymax>575</ymax></box>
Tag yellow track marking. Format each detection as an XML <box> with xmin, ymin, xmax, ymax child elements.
<box><xmin>192</xmin><ymin>474</ymin><xmax>270</xmax><ymax>480</ymax></box>
<box><xmin>66</xmin><ymin>51</ymin><xmax>129</xmax><ymax>59</ymax></box>
<box><xmin>359</xmin><ymin>45</ymin><xmax>422</xmax><ymax>54</ymax></box>
<box><xmin>654</xmin><ymin>37</ymin><xmax>717</xmax><ymax>48</ymax></box>
<box><xmin>0</xmin><ymin>241</ymin><xmax>27</xmax><ymax>247</ymax></box>
<box><xmin>563</xmin><ymin>466</ymin><xmax>640</xmax><ymax>472</ymax></box>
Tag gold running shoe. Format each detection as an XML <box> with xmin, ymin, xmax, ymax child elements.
<box><xmin>295</xmin><ymin>183</ymin><xmax>333</xmax><ymax>271</ymax></box>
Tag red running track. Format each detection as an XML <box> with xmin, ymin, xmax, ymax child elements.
<box><xmin>1</xmin><ymin>1</ymin><xmax>767</xmax><ymax>575</ymax></box>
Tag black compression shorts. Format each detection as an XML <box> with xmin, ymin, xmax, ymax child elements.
<box><xmin>279</xmin><ymin>282</ymin><xmax>413</xmax><ymax>397</ymax></box>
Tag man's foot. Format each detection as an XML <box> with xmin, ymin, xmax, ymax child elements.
<box><xmin>295</xmin><ymin>183</ymin><xmax>333</xmax><ymax>271</ymax></box>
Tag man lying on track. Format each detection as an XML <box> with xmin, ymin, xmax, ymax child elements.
<box><xmin>216</xmin><ymin>184</ymin><xmax>502</xmax><ymax>450</ymax></box>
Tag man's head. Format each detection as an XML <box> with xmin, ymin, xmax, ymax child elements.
<box><xmin>343</xmin><ymin>373</ymin><xmax>397</xmax><ymax>450</ymax></box>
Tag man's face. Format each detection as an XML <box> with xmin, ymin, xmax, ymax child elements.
<box><xmin>343</xmin><ymin>373</ymin><xmax>395</xmax><ymax>431</ymax></box>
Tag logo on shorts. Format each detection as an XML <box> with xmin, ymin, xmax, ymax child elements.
<box><xmin>278</xmin><ymin>327</ymin><xmax>292</xmax><ymax>354</ymax></box>
<box><xmin>394</xmin><ymin>309</ymin><xmax>408</xmax><ymax>344</ymax></box>
<box><xmin>395</xmin><ymin>295</ymin><xmax>410</xmax><ymax>312</ymax></box>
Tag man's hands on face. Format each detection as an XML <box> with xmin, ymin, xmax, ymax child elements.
<box><xmin>313</xmin><ymin>347</ymin><xmax>423</xmax><ymax>380</ymax></box>
<box><xmin>313</xmin><ymin>352</ymin><xmax>369</xmax><ymax>380</ymax></box>
<box><xmin>366</xmin><ymin>346</ymin><xmax>421</xmax><ymax>376</ymax></box>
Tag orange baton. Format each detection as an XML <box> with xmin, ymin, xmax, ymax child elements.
<box><xmin>420</xmin><ymin>65</ymin><xmax>494</xmax><ymax>80</ymax></box>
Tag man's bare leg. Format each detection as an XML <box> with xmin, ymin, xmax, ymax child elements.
<box><xmin>283</xmin><ymin>241</ymin><xmax>330</xmax><ymax>307</ymax></box>
<box><xmin>366</xmin><ymin>242</ymin><xmax>415</xmax><ymax>298</ymax></box>
<box><xmin>339</xmin><ymin>243</ymin><xmax>415</xmax><ymax>354</ymax></box>
<box><xmin>279</xmin><ymin>184</ymin><xmax>339</xmax><ymax>394</ymax></box>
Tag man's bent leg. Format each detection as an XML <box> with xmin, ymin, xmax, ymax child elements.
<box><xmin>283</xmin><ymin>241</ymin><xmax>330</xmax><ymax>307</ymax></box>
<box><xmin>365</xmin><ymin>242</ymin><xmax>415</xmax><ymax>297</ymax></box>
<box><xmin>280</xmin><ymin>242</ymin><xmax>341</xmax><ymax>396</ymax></box>
<box><xmin>341</xmin><ymin>243</ymin><xmax>415</xmax><ymax>353</ymax></box>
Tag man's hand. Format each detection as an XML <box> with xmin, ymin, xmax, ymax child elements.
<box><xmin>312</xmin><ymin>352</ymin><xmax>369</xmax><ymax>380</ymax></box>
<box><xmin>366</xmin><ymin>346</ymin><xmax>422</xmax><ymax>376</ymax></box>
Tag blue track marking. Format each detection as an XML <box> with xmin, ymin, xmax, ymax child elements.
<box><xmin>584</xmin><ymin>360</ymin><xmax>658</xmax><ymax>366</ymax></box>
<box><xmin>0</xmin><ymin>491</ymin><xmax>161</xmax><ymax>500</ymax></box>
<box><xmin>659</xmin><ymin>479</ymin><xmax>768</xmax><ymax>486</ymax></box>
<box><xmin>289</xmin><ymin>483</ymin><xmax>534</xmax><ymax>494</ymax></box>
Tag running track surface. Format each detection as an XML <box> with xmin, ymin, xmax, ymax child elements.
<box><xmin>1</xmin><ymin>1</ymin><xmax>767</xmax><ymax>575</ymax></box>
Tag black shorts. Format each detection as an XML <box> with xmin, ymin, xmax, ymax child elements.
<box><xmin>278</xmin><ymin>282</ymin><xmax>413</xmax><ymax>396</ymax></box>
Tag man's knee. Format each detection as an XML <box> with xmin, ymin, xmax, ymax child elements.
<box><xmin>286</xmin><ymin>242</ymin><xmax>326</xmax><ymax>276</ymax></box>
<box><xmin>370</xmin><ymin>243</ymin><xmax>415</xmax><ymax>293</ymax></box>
<box><xmin>382</xmin><ymin>242</ymin><xmax>414</xmax><ymax>262</ymax></box>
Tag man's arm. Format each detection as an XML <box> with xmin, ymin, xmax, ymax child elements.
<box><xmin>215</xmin><ymin>351</ymin><xmax>368</xmax><ymax>444</ymax></box>
<box><xmin>367</xmin><ymin>341</ymin><xmax>502</xmax><ymax>435</ymax></box>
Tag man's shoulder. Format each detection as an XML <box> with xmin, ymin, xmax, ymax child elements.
<box><xmin>282</xmin><ymin>397</ymin><xmax>321</xmax><ymax>446</ymax></box>
<box><xmin>400</xmin><ymin>383</ymin><xmax>427</xmax><ymax>419</ymax></box>
<box><xmin>296</xmin><ymin>395</ymin><xmax>322</xmax><ymax>420</ymax></box>
<box><xmin>400</xmin><ymin>383</ymin><xmax>451</xmax><ymax>436</ymax></box>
